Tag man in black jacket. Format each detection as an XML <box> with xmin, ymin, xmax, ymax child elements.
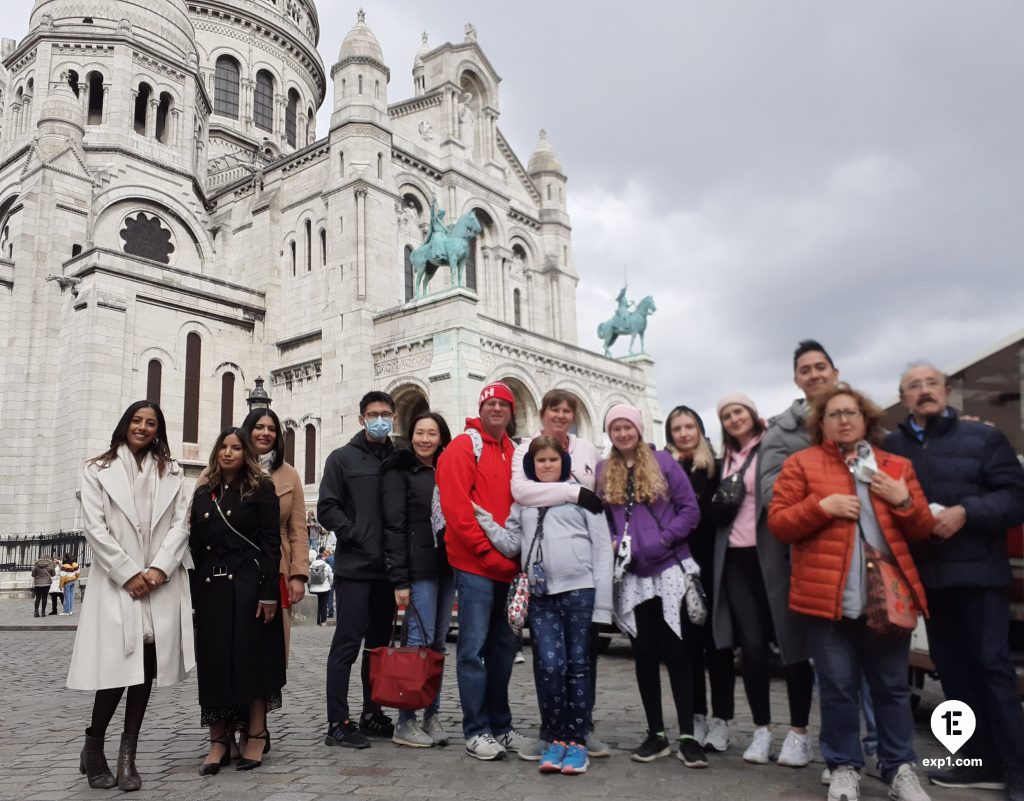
<box><xmin>885</xmin><ymin>362</ymin><xmax>1024</xmax><ymax>801</ymax></box>
<box><xmin>319</xmin><ymin>391</ymin><xmax>397</xmax><ymax>749</ymax></box>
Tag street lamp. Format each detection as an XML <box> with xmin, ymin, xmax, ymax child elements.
<box><xmin>246</xmin><ymin>376</ymin><xmax>272</xmax><ymax>410</ymax></box>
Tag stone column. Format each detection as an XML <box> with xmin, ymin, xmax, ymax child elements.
<box><xmin>130</xmin><ymin>89</ymin><xmax>138</xmax><ymax>133</ymax></box>
<box><xmin>146</xmin><ymin>97</ymin><xmax>158</xmax><ymax>138</ymax></box>
<box><xmin>78</xmin><ymin>83</ymin><xmax>88</xmax><ymax>118</ymax></box>
<box><xmin>170</xmin><ymin>108</ymin><xmax>181</xmax><ymax>148</ymax></box>
<box><xmin>101</xmin><ymin>85</ymin><xmax>110</xmax><ymax>125</ymax></box>
<box><xmin>355</xmin><ymin>187</ymin><xmax>367</xmax><ymax>299</ymax></box>
<box><xmin>241</xmin><ymin>78</ymin><xmax>254</xmax><ymax>131</ymax></box>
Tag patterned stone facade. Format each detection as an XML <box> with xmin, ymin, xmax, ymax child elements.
<box><xmin>0</xmin><ymin>2</ymin><xmax>660</xmax><ymax>534</ymax></box>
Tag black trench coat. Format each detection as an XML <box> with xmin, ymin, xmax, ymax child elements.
<box><xmin>190</xmin><ymin>478</ymin><xmax>285</xmax><ymax>708</ymax></box>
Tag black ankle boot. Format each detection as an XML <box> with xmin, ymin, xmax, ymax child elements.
<box><xmin>116</xmin><ymin>733</ymin><xmax>141</xmax><ymax>791</ymax></box>
<box><xmin>79</xmin><ymin>728</ymin><xmax>117</xmax><ymax>789</ymax></box>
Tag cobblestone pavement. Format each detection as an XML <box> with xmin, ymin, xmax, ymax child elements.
<box><xmin>0</xmin><ymin>597</ymin><xmax>996</xmax><ymax>801</ymax></box>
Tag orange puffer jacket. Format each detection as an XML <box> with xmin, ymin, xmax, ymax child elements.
<box><xmin>767</xmin><ymin>442</ymin><xmax>933</xmax><ymax>621</ymax></box>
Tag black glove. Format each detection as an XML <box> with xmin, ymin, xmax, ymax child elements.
<box><xmin>576</xmin><ymin>487</ymin><xmax>604</xmax><ymax>515</ymax></box>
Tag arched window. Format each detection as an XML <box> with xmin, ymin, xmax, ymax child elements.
<box><xmin>377</xmin><ymin>152</ymin><xmax>383</xmax><ymax>179</ymax></box>
<box><xmin>183</xmin><ymin>333</ymin><xmax>201</xmax><ymax>443</ymax></box>
<box><xmin>404</xmin><ymin>245</ymin><xmax>413</xmax><ymax>301</ymax></box>
<box><xmin>146</xmin><ymin>359</ymin><xmax>162</xmax><ymax>404</ymax></box>
<box><xmin>86</xmin><ymin>72</ymin><xmax>104</xmax><ymax>125</ymax></box>
<box><xmin>358</xmin><ymin>74</ymin><xmax>363</xmax><ymax>94</ymax></box>
<box><xmin>306</xmin><ymin>108</ymin><xmax>314</xmax><ymax>144</ymax></box>
<box><xmin>374</xmin><ymin>80</ymin><xmax>379</xmax><ymax>100</ymax></box>
<box><xmin>285</xmin><ymin>89</ymin><xmax>299</xmax><ymax>147</ymax></box>
<box><xmin>254</xmin><ymin>70</ymin><xmax>274</xmax><ymax>132</ymax></box>
<box><xmin>133</xmin><ymin>83</ymin><xmax>151</xmax><ymax>135</ymax></box>
<box><xmin>305</xmin><ymin>219</ymin><xmax>312</xmax><ymax>272</ymax></box>
<box><xmin>289</xmin><ymin>240</ymin><xmax>296</xmax><ymax>276</ymax></box>
<box><xmin>214</xmin><ymin>56</ymin><xmax>240</xmax><ymax>119</ymax></box>
<box><xmin>513</xmin><ymin>288</ymin><xmax>522</xmax><ymax>327</ymax></box>
<box><xmin>220</xmin><ymin>371</ymin><xmax>234</xmax><ymax>430</ymax></box>
<box><xmin>284</xmin><ymin>428</ymin><xmax>296</xmax><ymax>466</ymax></box>
<box><xmin>66</xmin><ymin>70</ymin><xmax>80</xmax><ymax>97</ymax></box>
<box><xmin>338</xmin><ymin>151</ymin><xmax>344</xmax><ymax>176</ymax></box>
<box><xmin>320</xmin><ymin>228</ymin><xmax>327</xmax><ymax>267</ymax></box>
<box><xmin>464</xmin><ymin>208</ymin><xmax>492</xmax><ymax>293</ymax></box>
<box><xmin>304</xmin><ymin>424</ymin><xmax>316</xmax><ymax>484</ymax></box>
<box><xmin>546</xmin><ymin>184</ymin><xmax>552</xmax><ymax>200</ymax></box>
<box><xmin>155</xmin><ymin>92</ymin><xmax>171</xmax><ymax>143</ymax></box>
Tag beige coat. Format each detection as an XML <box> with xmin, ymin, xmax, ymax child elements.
<box><xmin>67</xmin><ymin>458</ymin><xmax>196</xmax><ymax>690</ymax></box>
<box><xmin>272</xmin><ymin>463</ymin><xmax>310</xmax><ymax>580</ymax></box>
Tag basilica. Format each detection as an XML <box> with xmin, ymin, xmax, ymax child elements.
<box><xmin>0</xmin><ymin>0</ymin><xmax>660</xmax><ymax>534</ymax></box>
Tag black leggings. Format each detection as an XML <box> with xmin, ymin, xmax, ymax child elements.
<box><xmin>33</xmin><ymin>587</ymin><xmax>49</xmax><ymax>615</ymax></box>
<box><xmin>89</xmin><ymin>643</ymin><xmax>157</xmax><ymax>738</ymax></box>
<box><xmin>685</xmin><ymin>608</ymin><xmax>736</xmax><ymax>720</ymax></box>
<box><xmin>628</xmin><ymin>597</ymin><xmax>694</xmax><ymax>735</ymax></box>
<box><xmin>723</xmin><ymin>547</ymin><xmax>813</xmax><ymax>728</ymax></box>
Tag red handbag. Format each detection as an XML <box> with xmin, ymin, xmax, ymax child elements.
<box><xmin>367</xmin><ymin>602</ymin><xmax>445</xmax><ymax>711</ymax></box>
<box><xmin>862</xmin><ymin>540</ymin><xmax>918</xmax><ymax>636</ymax></box>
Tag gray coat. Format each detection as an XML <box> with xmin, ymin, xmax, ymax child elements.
<box><xmin>711</xmin><ymin>399</ymin><xmax>811</xmax><ymax>665</ymax></box>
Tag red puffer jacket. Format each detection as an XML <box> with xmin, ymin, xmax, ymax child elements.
<box><xmin>767</xmin><ymin>441</ymin><xmax>933</xmax><ymax>621</ymax></box>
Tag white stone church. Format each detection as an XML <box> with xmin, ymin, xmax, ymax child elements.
<box><xmin>0</xmin><ymin>0</ymin><xmax>660</xmax><ymax>535</ymax></box>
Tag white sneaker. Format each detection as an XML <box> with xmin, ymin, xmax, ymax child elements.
<box><xmin>888</xmin><ymin>763</ymin><xmax>931</xmax><ymax>801</ymax></box>
<box><xmin>777</xmin><ymin>730</ymin><xmax>812</xmax><ymax>767</ymax></box>
<box><xmin>497</xmin><ymin>727</ymin><xmax>542</xmax><ymax>760</ymax></box>
<box><xmin>704</xmin><ymin>717</ymin><xmax>730</xmax><ymax>752</ymax></box>
<box><xmin>513</xmin><ymin>650</ymin><xmax>525</xmax><ymax>664</ymax></box>
<box><xmin>422</xmin><ymin>715</ymin><xmax>449</xmax><ymax>746</ymax></box>
<box><xmin>693</xmin><ymin>714</ymin><xmax>708</xmax><ymax>746</ymax></box>
<box><xmin>465</xmin><ymin>733</ymin><xmax>505</xmax><ymax>761</ymax></box>
<box><xmin>393</xmin><ymin>719</ymin><xmax>434</xmax><ymax>748</ymax></box>
<box><xmin>743</xmin><ymin>726</ymin><xmax>773</xmax><ymax>764</ymax></box>
<box><xmin>822</xmin><ymin>767</ymin><xmax>832</xmax><ymax>785</ymax></box>
<box><xmin>829</xmin><ymin>765</ymin><xmax>861</xmax><ymax>801</ymax></box>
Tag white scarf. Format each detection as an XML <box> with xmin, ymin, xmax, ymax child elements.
<box><xmin>117</xmin><ymin>444</ymin><xmax>158</xmax><ymax>643</ymax></box>
<box><xmin>259</xmin><ymin>451</ymin><xmax>275</xmax><ymax>474</ymax></box>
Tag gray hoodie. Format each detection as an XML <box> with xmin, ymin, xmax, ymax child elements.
<box><xmin>474</xmin><ymin>501</ymin><xmax>613</xmax><ymax>624</ymax></box>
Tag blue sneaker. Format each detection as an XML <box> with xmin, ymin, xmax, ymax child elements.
<box><xmin>561</xmin><ymin>742</ymin><xmax>589</xmax><ymax>775</ymax></box>
<box><xmin>539</xmin><ymin>741</ymin><xmax>566</xmax><ymax>773</ymax></box>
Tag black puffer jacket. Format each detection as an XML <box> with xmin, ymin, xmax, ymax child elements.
<box><xmin>675</xmin><ymin>456</ymin><xmax>719</xmax><ymax>575</ymax></box>
<box><xmin>382</xmin><ymin>448</ymin><xmax>450</xmax><ymax>586</ymax></box>
<box><xmin>317</xmin><ymin>431</ymin><xmax>395</xmax><ymax>581</ymax></box>
<box><xmin>884</xmin><ymin>407</ymin><xmax>1024</xmax><ymax>589</ymax></box>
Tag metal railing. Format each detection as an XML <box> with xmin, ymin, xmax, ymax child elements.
<box><xmin>0</xmin><ymin>532</ymin><xmax>92</xmax><ymax>571</ymax></box>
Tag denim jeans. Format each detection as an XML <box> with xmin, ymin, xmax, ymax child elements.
<box><xmin>453</xmin><ymin>568</ymin><xmax>517</xmax><ymax>739</ymax></box>
<box><xmin>399</xmin><ymin>574</ymin><xmax>456</xmax><ymax>724</ymax></box>
<box><xmin>63</xmin><ymin>582</ymin><xmax>76</xmax><ymax>614</ymax></box>
<box><xmin>806</xmin><ymin>616</ymin><xmax>915</xmax><ymax>779</ymax></box>
<box><xmin>529</xmin><ymin>588</ymin><xmax>594</xmax><ymax>744</ymax></box>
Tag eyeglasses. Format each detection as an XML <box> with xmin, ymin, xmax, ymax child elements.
<box><xmin>363</xmin><ymin>412</ymin><xmax>395</xmax><ymax>421</ymax></box>
<box><xmin>903</xmin><ymin>378</ymin><xmax>943</xmax><ymax>393</ymax></box>
<box><xmin>825</xmin><ymin>409</ymin><xmax>862</xmax><ymax>421</ymax></box>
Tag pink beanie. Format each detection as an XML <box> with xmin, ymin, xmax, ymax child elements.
<box><xmin>479</xmin><ymin>381</ymin><xmax>515</xmax><ymax>411</ymax></box>
<box><xmin>716</xmin><ymin>393</ymin><xmax>760</xmax><ymax>419</ymax></box>
<box><xmin>604</xmin><ymin>404</ymin><xmax>644</xmax><ymax>438</ymax></box>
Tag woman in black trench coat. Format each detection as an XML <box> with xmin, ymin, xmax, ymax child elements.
<box><xmin>190</xmin><ymin>427</ymin><xmax>285</xmax><ymax>774</ymax></box>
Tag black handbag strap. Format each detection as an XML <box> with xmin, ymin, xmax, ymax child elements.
<box><xmin>524</xmin><ymin>507</ymin><xmax>548</xmax><ymax>566</ymax></box>
<box><xmin>727</xmin><ymin>446</ymin><xmax>758</xmax><ymax>482</ymax></box>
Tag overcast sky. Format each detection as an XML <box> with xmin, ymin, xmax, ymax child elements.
<box><xmin>4</xmin><ymin>1</ymin><xmax>1022</xmax><ymax>443</ymax></box>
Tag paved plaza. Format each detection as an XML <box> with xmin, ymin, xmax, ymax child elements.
<box><xmin>0</xmin><ymin>597</ymin><xmax>997</xmax><ymax>801</ymax></box>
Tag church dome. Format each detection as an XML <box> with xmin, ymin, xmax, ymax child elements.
<box><xmin>30</xmin><ymin>0</ymin><xmax>197</xmax><ymax>64</ymax></box>
<box><xmin>338</xmin><ymin>9</ymin><xmax>384</xmax><ymax>64</ymax></box>
<box><xmin>527</xmin><ymin>129</ymin><xmax>563</xmax><ymax>175</ymax></box>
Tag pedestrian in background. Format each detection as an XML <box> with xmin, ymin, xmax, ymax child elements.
<box><xmin>48</xmin><ymin>554</ymin><xmax>62</xmax><ymax>615</ymax></box>
<box><xmin>597</xmin><ymin>404</ymin><xmax>703</xmax><ymax>767</ymax></box>
<box><xmin>308</xmin><ymin>548</ymin><xmax>333</xmax><ymax>626</ymax></box>
<box><xmin>32</xmin><ymin>554</ymin><xmax>54</xmax><ymax>617</ymax></box>
<box><xmin>68</xmin><ymin>400</ymin><xmax>195</xmax><ymax>791</ymax></box>
<box><xmin>664</xmin><ymin>405</ymin><xmax>733</xmax><ymax>752</ymax></box>
<box><xmin>60</xmin><ymin>554</ymin><xmax>80</xmax><ymax>615</ymax></box>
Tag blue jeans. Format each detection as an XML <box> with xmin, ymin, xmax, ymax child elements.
<box><xmin>529</xmin><ymin>588</ymin><xmax>594</xmax><ymax>744</ymax></box>
<box><xmin>399</xmin><ymin>574</ymin><xmax>456</xmax><ymax>724</ymax></box>
<box><xmin>453</xmin><ymin>569</ymin><xmax>517</xmax><ymax>739</ymax></box>
<box><xmin>63</xmin><ymin>582</ymin><xmax>76</xmax><ymax>614</ymax></box>
<box><xmin>806</xmin><ymin>616</ymin><xmax>915</xmax><ymax>779</ymax></box>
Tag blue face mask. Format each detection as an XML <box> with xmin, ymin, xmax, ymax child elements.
<box><xmin>365</xmin><ymin>417</ymin><xmax>393</xmax><ymax>440</ymax></box>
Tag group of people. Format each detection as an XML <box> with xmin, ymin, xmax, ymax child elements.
<box><xmin>31</xmin><ymin>553</ymin><xmax>80</xmax><ymax>616</ymax></box>
<box><xmin>62</xmin><ymin>339</ymin><xmax>1024</xmax><ymax>801</ymax></box>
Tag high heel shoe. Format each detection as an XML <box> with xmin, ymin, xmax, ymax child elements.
<box><xmin>236</xmin><ymin>730</ymin><xmax>269</xmax><ymax>771</ymax></box>
<box><xmin>238</xmin><ymin>724</ymin><xmax>271</xmax><ymax>755</ymax></box>
<box><xmin>199</xmin><ymin>734</ymin><xmax>232</xmax><ymax>776</ymax></box>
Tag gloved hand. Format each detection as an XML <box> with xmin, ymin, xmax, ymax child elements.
<box><xmin>576</xmin><ymin>487</ymin><xmax>604</xmax><ymax>515</ymax></box>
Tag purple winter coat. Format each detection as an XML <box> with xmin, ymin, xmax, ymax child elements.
<box><xmin>597</xmin><ymin>448</ymin><xmax>701</xmax><ymax>578</ymax></box>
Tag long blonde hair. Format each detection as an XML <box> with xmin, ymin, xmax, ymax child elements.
<box><xmin>599</xmin><ymin>441</ymin><xmax>668</xmax><ymax>505</ymax></box>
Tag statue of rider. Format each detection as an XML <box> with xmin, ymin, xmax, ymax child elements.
<box><xmin>427</xmin><ymin>196</ymin><xmax>450</xmax><ymax>262</ymax></box>
<box><xmin>613</xmin><ymin>285</ymin><xmax>633</xmax><ymax>331</ymax></box>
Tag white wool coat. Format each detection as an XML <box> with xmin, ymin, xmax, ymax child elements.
<box><xmin>67</xmin><ymin>457</ymin><xmax>196</xmax><ymax>690</ymax></box>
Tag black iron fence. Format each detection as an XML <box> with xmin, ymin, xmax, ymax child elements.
<box><xmin>0</xmin><ymin>532</ymin><xmax>92</xmax><ymax>571</ymax></box>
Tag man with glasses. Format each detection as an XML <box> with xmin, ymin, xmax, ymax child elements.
<box><xmin>320</xmin><ymin>391</ymin><xmax>398</xmax><ymax>749</ymax></box>
<box><xmin>886</xmin><ymin>362</ymin><xmax>1024</xmax><ymax>801</ymax></box>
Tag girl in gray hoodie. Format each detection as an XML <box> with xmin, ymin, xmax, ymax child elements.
<box><xmin>475</xmin><ymin>436</ymin><xmax>612</xmax><ymax>777</ymax></box>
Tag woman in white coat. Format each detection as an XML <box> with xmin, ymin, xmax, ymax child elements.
<box><xmin>67</xmin><ymin>401</ymin><xmax>196</xmax><ymax>792</ymax></box>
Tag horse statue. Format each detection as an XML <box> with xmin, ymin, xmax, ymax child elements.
<box><xmin>597</xmin><ymin>295</ymin><xmax>657</xmax><ymax>357</ymax></box>
<box><xmin>410</xmin><ymin>210</ymin><xmax>483</xmax><ymax>297</ymax></box>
